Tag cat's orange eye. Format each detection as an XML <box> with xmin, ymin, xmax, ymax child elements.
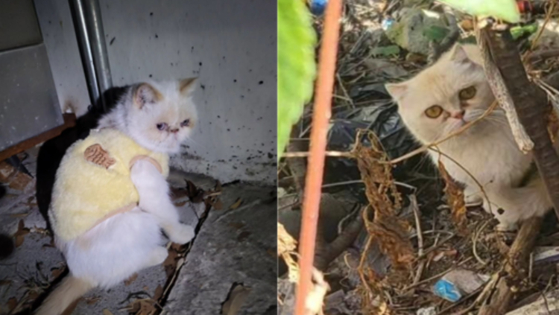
<box><xmin>425</xmin><ymin>105</ymin><xmax>443</xmax><ymax>118</ymax></box>
<box><xmin>459</xmin><ymin>86</ymin><xmax>476</xmax><ymax>100</ymax></box>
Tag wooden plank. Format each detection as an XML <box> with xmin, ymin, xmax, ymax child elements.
<box><xmin>0</xmin><ymin>113</ymin><xmax>76</xmax><ymax>162</ymax></box>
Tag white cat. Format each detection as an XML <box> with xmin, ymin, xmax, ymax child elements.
<box><xmin>386</xmin><ymin>44</ymin><xmax>551</xmax><ymax>231</ymax></box>
<box><xmin>36</xmin><ymin>79</ymin><xmax>198</xmax><ymax>315</ymax></box>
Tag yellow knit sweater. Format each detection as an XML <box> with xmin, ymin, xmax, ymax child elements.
<box><xmin>49</xmin><ymin>128</ymin><xmax>169</xmax><ymax>241</ymax></box>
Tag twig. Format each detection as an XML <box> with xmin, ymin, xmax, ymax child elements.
<box><xmin>523</xmin><ymin>1</ymin><xmax>557</xmax><ymax>62</ymax></box>
<box><xmin>403</xmin><ymin>257</ymin><xmax>473</xmax><ymax>291</ymax></box>
<box><xmin>410</xmin><ymin>195</ymin><xmax>425</xmax><ymax>285</ymax></box>
<box><xmin>336</xmin><ymin>73</ymin><xmax>354</xmax><ymax>108</ymax></box>
<box><xmin>213</xmin><ymin>197</ymin><xmax>276</xmax><ymax>223</ymax></box>
<box><xmin>390</xmin><ymin>100</ymin><xmax>499</xmax><ymax>164</ymax></box>
<box><xmin>437</xmin><ymin>286</ymin><xmax>484</xmax><ymax>315</ymax></box>
<box><xmin>527</xmin><ymin>49</ymin><xmax>559</xmax><ymax>62</ymax></box>
<box><xmin>314</xmin><ymin>207</ymin><xmax>364</xmax><ymax>271</ymax></box>
<box><xmin>472</xmin><ymin>219</ymin><xmax>492</xmax><ymax>266</ymax></box>
<box><xmin>283</xmin><ymin>151</ymin><xmax>354</xmax><ymax>158</ymax></box>
<box><xmin>478</xmin><ymin>217</ymin><xmax>543</xmax><ymax>315</ymax></box>
<box><xmin>417</xmin><ymin>234</ymin><xmax>455</xmax><ymax>260</ymax></box>
<box><xmin>477</xmin><ymin>23</ymin><xmax>534</xmax><ymax>153</ymax></box>
<box><xmin>322</xmin><ymin>179</ymin><xmax>362</xmax><ymax>188</ymax></box>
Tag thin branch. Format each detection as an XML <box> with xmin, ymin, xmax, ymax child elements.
<box><xmin>410</xmin><ymin>195</ymin><xmax>425</xmax><ymax>285</ymax></box>
<box><xmin>283</xmin><ymin>151</ymin><xmax>354</xmax><ymax>158</ymax></box>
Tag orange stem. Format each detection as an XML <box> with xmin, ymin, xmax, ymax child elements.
<box><xmin>294</xmin><ymin>1</ymin><xmax>343</xmax><ymax>314</ymax></box>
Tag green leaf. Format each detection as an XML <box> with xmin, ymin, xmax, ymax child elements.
<box><xmin>370</xmin><ymin>45</ymin><xmax>401</xmax><ymax>57</ymax></box>
<box><xmin>278</xmin><ymin>0</ymin><xmax>316</xmax><ymax>159</ymax></box>
<box><xmin>510</xmin><ymin>23</ymin><xmax>538</xmax><ymax>40</ymax></box>
<box><xmin>423</xmin><ymin>25</ymin><xmax>449</xmax><ymax>43</ymax></box>
<box><xmin>438</xmin><ymin>0</ymin><xmax>520</xmax><ymax>23</ymax></box>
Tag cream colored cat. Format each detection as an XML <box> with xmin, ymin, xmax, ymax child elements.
<box><xmin>386</xmin><ymin>44</ymin><xmax>551</xmax><ymax>231</ymax></box>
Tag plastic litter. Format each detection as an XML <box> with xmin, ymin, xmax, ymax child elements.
<box><xmin>309</xmin><ymin>0</ymin><xmax>328</xmax><ymax>15</ymax></box>
<box><xmin>382</xmin><ymin>17</ymin><xmax>395</xmax><ymax>31</ymax></box>
<box><xmin>533</xmin><ymin>246</ymin><xmax>559</xmax><ymax>264</ymax></box>
<box><xmin>433</xmin><ymin>268</ymin><xmax>490</xmax><ymax>302</ymax></box>
<box><xmin>417</xmin><ymin>306</ymin><xmax>436</xmax><ymax>315</ymax></box>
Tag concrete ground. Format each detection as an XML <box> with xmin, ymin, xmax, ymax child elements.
<box><xmin>0</xmin><ymin>147</ymin><xmax>276</xmax><ymax>315</ymax></box>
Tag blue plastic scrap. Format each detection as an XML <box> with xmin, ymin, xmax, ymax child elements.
<box><xmin>433</xmin><ymin>279</ymin><xmax>462</xmax><ymax>302</ymax></box>
<box><xmin>309</xmin><ymin>0</ymin><xmax>328</xmax><ymax>15</ymax></box>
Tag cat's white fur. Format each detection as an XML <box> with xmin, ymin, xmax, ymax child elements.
<box><xmin>36</xmin><ymin>79</ymin><xmax>198</xmax><ymax>315</ymax></box>
<box><xmin>386</xmin><ymin>44</ymin><xmax>551</xmax><ymax>231</ymax></box>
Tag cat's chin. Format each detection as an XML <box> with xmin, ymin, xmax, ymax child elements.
<box><xmin>130</xmin><ymin>136</ymin><xmax>181</xmax><ymax>154</ymax></box>
<box><xmin>148</xmin><ymin>143</ymin><xmax>181</xmax><ymax>154</ymax></box>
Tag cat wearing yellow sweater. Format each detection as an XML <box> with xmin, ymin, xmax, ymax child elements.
<box><xmin>36</xmin><ymin>79</ymin><xmax>198</xmax><ymax>315</ymax></box>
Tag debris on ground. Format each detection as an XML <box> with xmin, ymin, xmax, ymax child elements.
<box><xmin>279</xmin><ymin>0</ymin><xmax>559</xmax><ymax>314</ymax></box>
<box><xmin>433</xmin><ymin>268</ymin><xmax>489</xmax><ymax>302</ymax></box>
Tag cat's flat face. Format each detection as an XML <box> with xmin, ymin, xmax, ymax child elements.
<box><xmin>126</xmin><ymin>79</ymin><xmax>198</xmax><ymax>153</ymax></box>
<box><xmin>386</xmin><ymin>45</ymin><xmax>495</xmax><ymax>144</ymax></box>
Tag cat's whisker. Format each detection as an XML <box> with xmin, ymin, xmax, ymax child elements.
<box><xmin>183</xmin><ymin>136</ymin><xmax>200</xmax><ymax>146</ymax></box>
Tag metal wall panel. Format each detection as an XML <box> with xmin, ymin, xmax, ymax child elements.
<box><xmin>33</xmin><ymin>0</ymin><xmax>92</xmax><ymax>116</ymax></box>
<box><xmin>0</xmin><ymin>0</ymin><xmax>42</xmax><ymax>51</ymax></box>
<box><xmin>0</xmin><ymin>44</ymin><xmax>63</xmax><ymax>150</ymax></box>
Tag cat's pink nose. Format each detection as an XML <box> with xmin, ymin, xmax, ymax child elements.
<box><xmin>451</xmin><ymin>110</ymin><xmax>465</xmax><ymax>120</ymax></box>
<box><xmin>170</xmin><ymin>128</ymin><xmax>179</xmax><ymax>133</ymax></box>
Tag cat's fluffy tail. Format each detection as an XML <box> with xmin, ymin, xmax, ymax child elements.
<box><xmin>487</xmin><ymin>178</ymin><xmax>551</xmax><ymax>230</ymax></box>
<box><xmin>35</xmin><ymin>276</ymin><xmax>94</xmax><ymax>315</ymax></box>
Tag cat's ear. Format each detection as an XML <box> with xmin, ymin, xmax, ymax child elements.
<box><xmin>385</xmin><ymin>82</ymin><xmax>408</xmax><ymax>101</ymax></box>
<box><xmin>134</xmin><ymin>83</ymin><xmax>162</xmax><ymax>109</ymax></box>
<box><xmin>179</xmin><ymin>78</ymin><xmax>197</xmax><ymax>95</ymax></box>
<box><xmin>449</xmin><ymin>45</ymin><xmax>471</xmax><ymax>64</ymax></box>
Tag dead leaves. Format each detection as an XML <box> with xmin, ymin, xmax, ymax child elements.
<box><xmin>172</xmin><ymin>179</ymin><xmax>224</xmax><ymax>216</ymax></box>
<box><xmin>211</xmin><ymin>198</ymin><xmax>224</xmax><ymax>210</ymax></box>
<box><xmin>85</xmin><ymin>296</ymin><xmax>101</xmax><ymax>305</ymax></box>
<box><xmin>124</xmin><ymin>273</ymin><xmax>138</xmax><ymax>286</ymax></box>
<box><xmin>278</xmin><ymin>223</ymin><xmax>297</xmax><ymax>255</ymax></box>
<box><xmin>7</xmin><ymin>297</ymin><xmax>17</xmax><ymax>312</ymax></box>
<box><xmin>353</xmin><ymin>130</ymin><xmax>415</xmax><ymax>313</ymax></box>
<box><xmin>221</xmin><ymin>283</ymin><xmax>251</xmax><ymax>315</ymax></box>
<box><xmin>0</xmin><ymin>160</ymin><xmax>33</xmax><ymax>190</ymax></box>
<box><xmin>229</xmin><ymin>198</ymin><xmax>243</xmax><ymax>210</ymax></box>
<box><xmin>125</xmin><ymin>299</ymin><xmax>158</xmax><ymax>315</ymax></box>
<box><xmin>13</xmin><ymin>220</ymin><xmax>30</xmax><ymax>247</ymax></box>
<box><xmin>278</xmin><ymin>223</ymin><xmax>299</xmax><ymax>283</ymax></box>
<box><xmin>153</xmin><ymin>285</ymin><xmax>163</xmax><ymax>301</ymax></box>
<box><xmin>354</xmin><ymin>131</ymin><xmax>413</xmax><ymax>271</ymax></box>
<box><xmin>123</xmin><ymin>285</ymin><xmax>164</xmax><ymax>315</ymax></box>
<box><xmin>206</xmin><ymin>181</ymin><xmax>224</xmax><ymax>211</ymax></box>
<box><xmin>547</xmin><ymin>104</ymin><xmax>559</xmax><ymax>142</ymax></box>
<box><xmin>50</xmin><ymin>265</ymin><xmax>66</xmax><ymax>279</ymax></box>
<box><xmin>163</xmin><ymin>243</ymin><xmax>185</xmax><ymax>278</ymax></box>
<box><xmin>438</xmin><ymin>161</ymin><xmax>468</xmax><ymax>235</ymax></box>
<box><xmin>0</xmin><ymin>279</ymin><xmax>12</xmax><ymax>286</ymax></box>
<box><xmin>171</xmin><ymin>180</ymin><xmax>205</xmax><ymax>203</ymax></box>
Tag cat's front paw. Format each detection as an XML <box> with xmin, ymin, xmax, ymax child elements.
<box><xmin>131</xmin><ymin>160</ymin><xmax>151</xmax><ymax>183</ymax></box>
<box><xmin>495</xmin><ymin>222</ymin><xmax>518</xmax><ymax>232</ymax></box>
<box><xmin>465</xmin><ymin>194</ymin><xmax>483</xmax><ymax>207</ymax></box>
<box><xmin>169</xmin><ymin>224</ymin><xmax>195</xmax><ymax>244</ymax></box>
<box><xmin>147</xmin><ymin>247</ymin><xmax>169</xmax><ymax>267</ymax></box>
